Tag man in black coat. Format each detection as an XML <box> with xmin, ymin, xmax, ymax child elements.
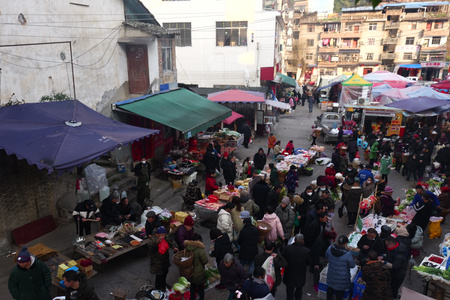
<box><xmin>347</xmin><ymin>137</ymin><xmax>358</xmax><ymax>163</ymax></box>
<box><xmin>252</xmin><ymin>179</ymin><xmax>271</xmax><ymax>220</ymax></box>
<box><xmin>331</xmin><ymin>147</ymin><xmax>341</xmax><ymax>173</ymax></box>
<box><xmin>266</xmin><ymin>184</ymin><xmax>282</xmax><ymax>211</ymax></box>
<box><xmin>238</xmin><ymin>213</ymin><xmax>260</xmax><ymax>276</ymax></box>
<box><xmin>357</xmin><ymin>228</ymin><xmax>385</xmax><ymax>264</ymax></box>
<box><xmin>304</xmin><ymin>212</ymin><xmax>327</xmax><ymax>249</ymax></box>
<box><xmin>63</xmin><ymin>270</ymin><xmax>99</xmax><ymax>300</ymax></box>
<box><xmin>133</xmin><ymin>157</ymin><xmax>151</xmax><ymax>178</ymax></box>
<box><xmin>203</xmin><ymin>144</ymin><xmax>217</xmax><ymax>174</ymax></box>
<box><xmin>253</xmin><ymin>148</ymin><xmax>267</xmax><ymax>171</ymax></box>
<box><xmin>210</xmin><ymin>228</ymin><xmax>233</xmax><ymax>266</ymax></box>
<box><xmin>382</xmin><ymin>236</ymin><xmax>408</xmax><ymax>299</ymax></box>
<box><xmin>72</xmin><ymin>199</ymin><xmax>100</xmax><ymax>236</ymax></box>
<box><xmin>100</xmin><ymin>192</ymin><xmax>121</xmax><ymax>227</ymax></box>
<box><xmin>145</xmin><ymin>211</ymin><xmax>162</xmax><ymax>238</ymax></box>
<box><xmin>255</xmin><ymin>241</ymin><xmax>287</xmax><ymax>296</ymax></box>
<box><xmin>221</xmin><ymin>153</ymin><xmax>236</xmax><ymax>185</ymax></box>
<box><xmin>242</xmin><ymin>123</ymin><xmax>252</xmax><ymax>148</ymax></box>
<box><xmin>282</xmin><ymin>234</ymin><xmax>311</xmax><ymax>300</ymax></box>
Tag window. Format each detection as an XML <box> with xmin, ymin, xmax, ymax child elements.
<box><xmin>344</xmin><ymin>24</ymin><xmax>353</xmax><ymax>32</ymax></box>
<box><xmin>307</xmin><ymin>24</ymin><xmax>315</xmax><ymax>32</ymax></box>
<box><xmin>306</xmin><ymin>53</ymin><xmax>313</xmax><ymax>60</ymax></box>
<box><xmin>216</xmin><ymin>21</ymin><xmax>247</xmax><ymax>47</ymax></box>
<box><xmin>366</xmin><ymin>53</ymin><xmax>374</xmax><ymax>60</ymax></box>
<box><xmin>368</xmin><ymin>38</ymin><xmax>375</xmax><ymax>46</ymax></box>
<box><xmin>307</xmin><ymin>39</ymin><xmax>314</xmax><ymax>47</ymax></box>
<box><xmin>434</xmin><ymin>22</ymin><xmax>443</xmax><ymax>29</ymax></box>
<box><xmin>405</xmin><ymin>37</ymin><xmax>415</xmax><ymax>45</ymax></box>
<box><xmin>432</xmin><ymin>37</ymin><xmax>441</xmax><ymax>45</ymax></box>
<box><xmin>294</xmin><ymin>19</ymin><xmax>300</xmax><ymax>25</ymax></box>
<box><xmin>410</xmin><ymin>22</ymin><xmax>417</xmax><ymax>30</ymax></box>
<box><xmin>161</xmin><ymin>38</ymin><xmax>173</xmax><ymax>71</ymax></box>
<box><xmin>293</xmin><ymin>31</ymin><xmax>299</xmax><ymax>39</ymax></box>
<box><xmin>369</xmin><ymin>23</ymin><xmax>377</xmax><ymax>31</ymax></box>
<box><xmin>403</xmin><ymin>52</ymin><xmax>412</xmax><ymax>60</ymax></box>
<box><xmin>163</xmin><ymin>23</ymin><xmax>191</xmax><ymax>47</ymax></box>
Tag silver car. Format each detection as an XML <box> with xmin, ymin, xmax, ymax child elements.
<box><xmin>314</xmin><ymin>112</ymin><xmax>352</xmax><ymax>143</ymax></box>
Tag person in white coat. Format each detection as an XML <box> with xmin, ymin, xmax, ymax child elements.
<box><xmin>217</xmin><ymin>202</ymin><xmax>235</xmax><ymax>242</ymax></box>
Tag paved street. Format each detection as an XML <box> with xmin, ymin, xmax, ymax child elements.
<box><xmin>0</xmin><ymin>103</ymin><xmax>448</xmax><ymax>299</ymax></box>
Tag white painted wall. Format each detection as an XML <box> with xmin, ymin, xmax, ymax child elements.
<box><xmin>145</xmin><ymin>0</ymin><xmax>280</xmax><ymax>87</ymax></box>
<box><xmin>0</xmin><ymin>0</ymin><xmax>160</xmax><ymax>111</ymax></box>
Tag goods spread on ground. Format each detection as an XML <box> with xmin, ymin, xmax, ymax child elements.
<box><xmin>275</xmin><ymin>149</ymin><xmax>312</xmax><ymax>170</ymax></box>
<box><xmin>413</xmin><ymin>234</ymin><xmax>450</xmax><ymax>284</ymax></box>
<box><xmin>357</xmin><ymin>214</ymin><xmax>397</xmax><ymax>234</ymax></box>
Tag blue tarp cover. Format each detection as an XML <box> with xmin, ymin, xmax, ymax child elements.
<box><xmin>398</xmin><ymin>64</ymin><xmax>422</xmax><ymax>69</ymax></box>
<box><xmin>385</xmin><ymin>97</ymin><xmax>450</xmax><ymax>113</ymax></box>
<box><xmin>372</xmin><ymin>84</ymin><xmax>393</xmax><ymax>98</ymax></box>
<box><xmin>0</xmin><ymin>100</ymin><xmax>158</xmax><ymax>173</ymax></box>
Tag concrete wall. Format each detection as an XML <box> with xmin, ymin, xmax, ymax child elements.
<box><xmin>145</xmin><ymin>0</ymin><xmax>280</xmax><ymax>87</ymax></box>
<box><xmin>0</xmin><ymin>151</ymin><xmax>76</xmax><ymax>243</ymax></box>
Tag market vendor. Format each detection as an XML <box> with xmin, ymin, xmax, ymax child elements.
<box><xmin>285</xmin><ymin>140</ymin><xmax>295</xmax><ymax>155</ymax></box>
<box><xmin>357</xmin><ymin>228</ymin><xmax>385</xmax><ymax>264</ymax></box>
<box><xmin>184</xmin><ymin>180</ymin><xmax>203</xmax><ymax>211</ymax></box>
<box><xmin>410</xmin><ymin>184</ymin><xmax>440</xmax><ymax>208</ymax></box>
<box><xmin>73</xmin><ymin>199</ymin><xmax>101</xmax><ymax>236</ymax></box>
<box><xmin>148</xmin><ymin>226</ymin><xmax>179</xmax><ymax>291</ymax></box>
<box><xmin>117</xmin><ymin>197</ymin><xmax>137</xmax><ymax>222</ymax></box>
<box><xmin>205</xmin><ymin>171</ymin><xmax>220</xmax><ymax>196</ymax></box>
<box><xmin>145</xmin><ymin>211</ymin><xmax>162</xmax><ymax>238</ymax></box>
<box><xmin>175</xmin><ymin>216</ymin><xmax>195</xmax><ymax>250</ymax></box>
<box><xmin>100</xmin><ymin>191</ymin><xmax>121</xmax><ymax>227</ymax></box>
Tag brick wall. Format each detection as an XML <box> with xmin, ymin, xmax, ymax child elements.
<box><xmin>0</xmin><ymin>150</ymin><xmax>76</xmax><ymax>244</ymax></box>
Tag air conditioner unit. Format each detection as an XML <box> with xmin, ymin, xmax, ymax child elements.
<box><xmin>358</xmin><ymin>98</ymin><xmax>366</xmax><ymax>105</ymax></box>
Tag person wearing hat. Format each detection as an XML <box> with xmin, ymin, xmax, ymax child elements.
<box><xmin>62</xmin><ymin>269</ymin><xmax>99</xmax><ymax>300</ymax></box>
<box><xmin>72</xmin><ymin>199</ymin><xmax>100</xmax><ymax>236</ymax></box>
<box><xmin>240</xmin><ymin>191</ymin><xmax>260</xmax><ymax>218</ymax></box>
<box><xmin>380</xmin><ymin>186</ymin><xmax>396</xmax><ymax>217</ymax></box>
<box><xmin>8</xmin><ymin>246</ymin><xmax>52</xmax><ymax>300</ymax></box>
<box><xmin>145</xmin><ymin>211</ymin><xmax>162</xmax><ymax>238</ymax></box>
<box><xmin>238</xmin><ymin>211</ymin><xmax>259</xmax><ymax>275</ymax></box>
<box><xmin>148</xmin><ymin>226</ymin><xmax>179</xmax><ymax>291</ymax></box>
<box><xmin>276</xmin><ymin>197</ymin><xmax>296</xmax><ymax>244</ymax></box>
<box><xmin>175</xmin><ymin>215</ymin><xmax>195</xmax><ymax>250</ymax></box>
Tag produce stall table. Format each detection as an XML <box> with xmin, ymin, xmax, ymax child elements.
<box><xmin>194</xmin><ymin>199</ymin><xmax>227</xmax><ymax>224</ymax></box>
<box><xmin>414</xmin><ymin>254</ymin><xmax>450</xmax><ymax>297</ymax></box>
<box><xmin>74</xmin><ymin>231</ymin><xmax>150</xmax><ymax>266</ymax></box>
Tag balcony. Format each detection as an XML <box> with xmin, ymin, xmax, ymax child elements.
<box><xmin>404</xmin><ymin>12</ymin><xmax>424</xmax><ymax>20</ymax></box>
<box><xmin>381</xmin><ymin>53</ymin><xmax>396</xmax><ymax>60</ymax></box>
<box><xmin>321</xmin><ymin>31</ymin><xmax>340</xmax><ymax>39</ymax></box>
<box><xmin>385</xmin><ymin>22</ymin><xmax>400</xmax><ymax>30</ymax></box>
<box><xmin>383</xmin><ymin>37</ymin><xmax>398</xmax><ymax>44</ymax></box>
<box><xmin>318</xmin><ymin>61</ymin><xmax>338</xmax><ymax>68</ymax></box>
<box><xmin>319</xmin><ymin>47</ymin><xmax>339</xmax><ymax>53</ymax></box>
<box><xmin>425</xmin><ymin>12</ymin><xmax>449</xmax><ymax>20</ymax></box>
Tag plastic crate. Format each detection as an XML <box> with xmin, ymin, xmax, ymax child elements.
<box><xmin>353</xmin><ymin>271</ymin><xmax>365</xmax><ymax>298</ymax></box>
<box><xmin>317</xmin><ymin>282</ymin><xmax>350</xmax><ymax>299</ymax></box>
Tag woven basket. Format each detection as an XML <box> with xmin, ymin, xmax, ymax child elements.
<box><xmin>256</xmin><ymin>221</ymin><xmax>272</xmax><ymax>243</ymax></box>
<box><xmin>172</xmin><ymin>250</ymin><xmax>193</xmax><ymax>269</ymax></box>
<box><xmin>402</xmin><ymin>153</ymin><xmax>410</xmax><ymax>164</ymax></box>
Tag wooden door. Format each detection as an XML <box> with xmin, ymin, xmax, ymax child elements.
<box><xmin>126</xmin><ymin>45</ymin><xmax>149</xmax><ymax>94</ymax></box>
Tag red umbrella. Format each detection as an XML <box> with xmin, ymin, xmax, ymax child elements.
<box><xmin>222</xmin><ymin>111</ymin><xmax>244</xmax><ymax>125</ymax></box>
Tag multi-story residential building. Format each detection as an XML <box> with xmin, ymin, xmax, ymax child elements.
<box><xmin>145</xmin><ymin>0</ymin><xmax>284</xmax><ymax>88</ymax></box>
<box><xmin>285</xmin><ymin>1</ymin><xmax>450</xmax><ymax>82</ymax></box>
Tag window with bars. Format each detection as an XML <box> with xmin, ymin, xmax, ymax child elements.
<box><xmin>366</xmin><ymin>53</ymin><xmax>374</xmax><ymax>60</ymax></box>
<box><xmin>163</xmin><ymin>23</ymin><xmax>192</xmax><ymax>47</ymax></box>
<box><xmin>405</xmin><ymin>37</ymin><xmax>415</xmax><ymax>45</ymax></box>
<box><xmin>293</xmin><ymin>31</ymin><xmax>299</xmax><ymax>39</ymax></box>
<box><xmin>403</xmin><ymin>52</ymin><xmax>412</xmax><ymax>60</ymax></box>
<box><xmin>432</xmin><ymin>37</ymin><xmax>441</xmax><ymax>45</ymax></box>
<box><xmin>216</xmin><ymin>21</ymin><xmax>248</xmax><ymax>47</ymax></box>
<box><xmin>368</xmin><ymin>38</ymin><xmax>375</xmax><ymax>46</ymax></box>
<box><xmin>434</xmin><ymin>22</ymin><xmax>443</xmax><ymax>29</ymax></box>
<box><xmin>307</xmin><ymin>39</ymin><xmax>314</xmax><ymax>47</ymax></box>
<box><xmin>161</xmin><ymin>38</ymin><xmax>173</xmax><ymax>71</ymax></box>
<box><xmin>306</xmin><ymin>53</ymin><xmax>313</xmax><ymax>60</ymax></box>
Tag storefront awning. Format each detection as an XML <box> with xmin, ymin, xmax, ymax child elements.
<box><xmin>398</xmin><ymin>64</ymin><xmax>422</xmax><ymax>69</ymax></box>
<box><xmin>275</xmin><ymin>73</ymin><xmax>297</xmax><ymax>87</ymax></box>
<box><xmin>115</xmin><ymin>88</ymin><xmax>231</xmax><ymax>139</ymax></box>
<box><xmin>265</xmin><ymin>99</ymin><xmax>291</xmax><ymax>110</ymax></box>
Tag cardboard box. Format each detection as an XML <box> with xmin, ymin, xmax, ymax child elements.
<box><xmin>57</xmin><ymin>264</ymin><xmax>68</xmax><ymax>279</ymax></box>
<box><xmin>76</xmin><ymin>259</ymin><xmax>93</xmax><ymax>276</ymax></box>
<box><xmin>169</xmin><ymin>177</ymin><xmax>183</xmax><ymax>189</ymax></box>
<box><xmin>219</xmin><ymin>192</ymin><xmax>233</xmax><ymax>202</ymax></box>
<box><xmin>67</xmin><ymin>260</ymin><xmax>78</xmax><ymax>268</ymax></box>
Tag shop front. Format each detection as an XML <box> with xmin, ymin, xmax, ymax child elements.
<box><xmin>421</xmin><ymin>61</ymin><xmax>449</xmax><ymax>81</ymax></box>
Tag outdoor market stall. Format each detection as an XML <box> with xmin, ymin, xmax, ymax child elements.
<box><xmin>339</xmin><ymin>74</ymin><xmax>373</xmax><ymax>109</ymax></box>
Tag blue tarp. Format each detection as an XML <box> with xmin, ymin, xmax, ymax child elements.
<box><xmin>385</xmin><ymin>97</ymin><xmax>450</xmax><ymax>113</ymax></box>
<box><xmin>372</xmin><ymin>84</ymin><xmax>393</xmax><ymax>98</ymax></box>
<box><xmin>398</xmin><ymin>64</ymin><xmax>422</xmax><ymax>69</ymax></box>
<box><xmin>0</xmin><ymin>100</ymin><xmax>158</xmax><ymax>173</ymax></box>
<box><xmin>405</xmin><ymin>86</ymin><xmax>450</xmax><ymax>100</ymax></box>
<box><xmin>317</xmin><ymin>80</ymin><xmax>343</xmax><ymax>92</ymax></box>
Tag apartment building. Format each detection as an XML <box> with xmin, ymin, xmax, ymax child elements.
<box><xmin>285</xmin><ymin>1</ymin><xmax>450</xmax><ymax>82</ymax></box>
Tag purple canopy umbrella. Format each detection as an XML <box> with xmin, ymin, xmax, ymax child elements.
<box><xmin>0</xmin><ymin>100</ymin><xmax>158</xmax><ymax>173</ymax></box>
<box><xmin>384</xmin><ymin>97</ymin><xmax>450</xmax><ymax>113</ymax></box>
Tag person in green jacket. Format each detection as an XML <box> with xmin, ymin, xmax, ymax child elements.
<box><xmin>63</xmin><ymin>270</ymin><xmax>99</xmax><ymax>300</ymax></box>
<box><xmin>379</xmin><ymin>152</ymin><xmax>393</xmax><ymax>184</ymax></box>
<box><xmin>8</xmin><ymin>246</ymin><xmax>51</xmax><ymax>300</ymax></box>
<box><xmin>369</xmin><ymin>141</ymin><xmax>379</xmax><ymax>167</ymax></box>
<box><xmin>269</xmin><ymin>163</ymin><xmax>279</xmax><ymax>187</ymax></box>
<box><xmin>184</xmin><ymin>234</ymin><xmax>208</xmax><ymax>300</ymax></box>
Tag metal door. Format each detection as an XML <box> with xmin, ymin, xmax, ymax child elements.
<box><xmin>126</xmin><ymin>45</ymin><xmax>149</xmax><ymax>94</ymax></box>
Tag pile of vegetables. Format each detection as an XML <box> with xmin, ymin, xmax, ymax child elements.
<box><xmin>413</xmin><ymin>265</ymin><xmax>443</xmax><ymax>276</ymax></box>
<box><xmin>172</xmin><ymin>277</ymin><xmax>190</xmax><ymax>293</ymax></box>
<box><xmin>204</xmin><ymin>267</ymin><xmax>220</xmax><ymax>286</ymax></box>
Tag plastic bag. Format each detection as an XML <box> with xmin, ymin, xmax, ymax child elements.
<box><xmin>428</xmin><ymin>217</ymin><xmax>443</xmax><ymax>239</ymax></box>
<box><xmin>83</xmin><ymin>164</ymin><xmax>108</xmax><ymax>195</ymax></box>
<box><xmin>261</xmin><ymin>256</ymin><xmax>276</xmax><ymax>290</ymax></box>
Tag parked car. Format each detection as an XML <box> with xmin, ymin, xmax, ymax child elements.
<box><xmin>314</xmin><ymin>112</ymin><xmax>352</xmax><ymax>143</ymax></box>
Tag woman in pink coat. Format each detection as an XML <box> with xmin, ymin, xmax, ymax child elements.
<box><xmin>261</xmin><ymin>206</ymin><xmax>285</xmax><ymax>243</ymax></box>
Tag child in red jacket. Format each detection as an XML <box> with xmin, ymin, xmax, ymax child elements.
<box><xmin>205</xmin><ymin>171</ymin><xmax>220</xmax><ymax>196</ymax></box>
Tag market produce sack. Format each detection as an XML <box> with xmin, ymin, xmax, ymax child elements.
<box><xmin>428</xmin><ymin>216</ymin><xmax>444</xmax><ymax>239</ymax></box>
<box><xmin>261</xmin><ymin>256</ymin><xmax>276</xmax><ymax>290</ymax></box>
